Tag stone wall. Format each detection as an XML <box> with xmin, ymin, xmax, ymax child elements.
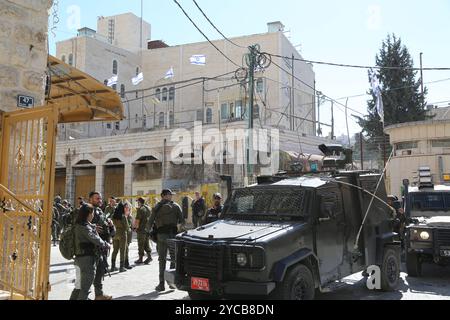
<box><xmin>0</xmin><ymin>0</ymin><xmax>53</xmax><ymax>112</ymax></box>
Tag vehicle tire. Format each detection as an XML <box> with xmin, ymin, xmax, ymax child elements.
<box><xmin>406</xmin><ymin>252</ymin><xmax>422</xmax><ymax>277</ymax></box>
<box><xmin>188</xmin><ymin>291</ymin><xmax>219</xmax><ymax>300</ymax></box>
<box><xmin>380</xmin><ymin>247</ymin><xmax>400</xmax><ymax>291</ymax></box>
<box><xmin>270</xmin><ymin>264</ymin><xmax>315</xmax><ymax>300</ymax></box>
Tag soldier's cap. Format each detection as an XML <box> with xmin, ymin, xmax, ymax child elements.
<box><xmin>161</xmin><ymin>189</ymin><xmax>176</xmax><ymax>196</ymax></box>
<box><xmin>213</xmin><ymin>193</ymin><xmax>222</xmax><ymax>199</ymax></box>
<box><xmin>54</xmin><ymin>196</ymin><xmax>62</xmax><ymax>203</ymax></box>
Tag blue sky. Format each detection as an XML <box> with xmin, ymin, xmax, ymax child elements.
<box><xmin>48</xmin><ymin>0</ymin><xmax>450</xmax><ymax>136</ymax></box>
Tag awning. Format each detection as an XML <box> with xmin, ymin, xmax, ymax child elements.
<box><xmin>46</xmin><ymin>55</ymin><xmax>124</xmax><ymax>123</ymax></box>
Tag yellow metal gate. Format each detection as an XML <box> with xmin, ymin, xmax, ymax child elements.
<box><xmin>0</xmin><ymin>107</ymin><xmax>57</xmax><ymax>300</ymax></box>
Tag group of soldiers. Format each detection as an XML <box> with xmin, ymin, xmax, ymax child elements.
<box><xmin>54</xmin><ymin>188</ymin><xmax>224</xmax><ymax>298</ymax></box>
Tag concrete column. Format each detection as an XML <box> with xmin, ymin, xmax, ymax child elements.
<box><xmin>95</xmin><ymin>165</ymin><xmax>104</xmax><ymax>196</ymax></box>
<box><xmin>65</xmin><ymin>153</ymin><xmax>75</xmax><ymax>204</ymax></box>
<box><xmin>124</xmin><ymin>163</ymin><xmax>133</xmax><ymax>196</ymax></box>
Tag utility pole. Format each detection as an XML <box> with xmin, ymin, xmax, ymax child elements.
<box><xmin>331</xmin><ymin>100</ymin><xmax>334</xmax><ymax>140</ymax></box>
<box><xmin>246</xmin><ymin>45</ymin><xmax>257</xmax><ymax>181</ymax></box>
<box><xmin>420</xmin><ymin>52</ymin><xmax>424</xmax><ymax>101</ymax></box>
<box><xmin>291</xmin><ymin>54</ymin><xmax>295</xmax><ymax>131</ymax></box>
<box><xmin>317</xmin><ymin>91</ymin><xmax>322</xmax><ymax>136</ymax></box>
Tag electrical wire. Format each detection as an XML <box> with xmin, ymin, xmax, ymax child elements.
<box><xmin>172</xmin><ymin>0</ymin><xmax>242</xmax><ymax>68</ymax></box>
<box><xmin>191</xmin><ymin>0</ymin><xmax>246</xmax><ymax>49</ymax></box>
<box><xmin>264</xmin><ymin>52</ymin><xmax>450</xmax><ymax>71</ymax></box>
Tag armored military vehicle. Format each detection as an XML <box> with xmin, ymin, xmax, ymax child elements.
<box><xmin>166</xmin><ymin>145</ymin><xmax>401</xmax><ymax>300</ymax></box>
<box><xmin>404</xmin><ymin>167</ymin><xmax>450</xmax><ymax>277</ymax></box>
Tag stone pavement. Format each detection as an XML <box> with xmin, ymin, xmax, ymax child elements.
<box><xmin>48</xmin><ymin>235</ymin><xmax>189</xmax><ymax>300</ymax></box>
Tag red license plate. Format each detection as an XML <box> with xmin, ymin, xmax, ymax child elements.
<box><xmin>191</xmin><ymin>277</ymin><xmax>210</xmax><ymax>292</ymax></box>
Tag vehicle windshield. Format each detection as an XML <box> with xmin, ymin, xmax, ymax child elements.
<box><xmin>224</xmin><ymin>187</ymin><xmax>309</xmax><ymax>220</ymax></box>
<box><xmin>409</xmin><ymin>192</ymin><xmax>450</xmax><ymax>217</ymax></box>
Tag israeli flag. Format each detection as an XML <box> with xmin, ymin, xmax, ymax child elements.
<box><xmin>370</xmin><ymin>70</ymin><xmax>384</xmax><ymax>123</ymax></box>
<box><xmin>165</xmin><ymin>67</ymin><xmax>174</xmax><ymax>79</ymax></box>
<box><xmin>107</xmin><ymin>75</ymin><xmax>118</xmax><ymax>87</ymax></box>
<box><xmin>190</xmin><ymin>55</ymin><xmax>206</xmax><ymax>66</ymax></box>
<box><xmin>132</xmin><ymin>72</ymin><xmax>144</xmax><ymax>86</ymax></box>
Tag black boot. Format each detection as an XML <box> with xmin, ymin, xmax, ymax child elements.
<box><xmin>134</xmin><ymin>256</ymin><xmax>144</xmax><ymax>264</ymax></box>
<box><xmin>119</xmin><ymin>263</ymin><xmax>127</xmax><ymax>273</ymax></box>
<box><xmin>155</xmin><ymin>282</ymin><xmax>165</xmax><ymax>292</ymax></box>
<box><xmin>110</xmin><ymin>259</ymin><xmax>117</xmax><ymax>272</ymax></box>
<box><xmin>125</xmin><ymin>260</ymin><xmax>133</xmax><ymax>270</ymax></box>
<box><xmin>69</xmin><ymin>289</ymin><xmax>80</xmax><ymax>300</ymax></box>
<box><xmin>143</xmin><ymin>253</ymin><xmax>152</xmax><ymax>265</ymax></box>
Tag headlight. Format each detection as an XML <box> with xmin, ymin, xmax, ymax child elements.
<box><xmin>236</xmin><ymin>253</ymin><xmax>248</xmax><ymax>267</ymax></box>
<box><xmin>420</xmin><ymin>231</ymin><xmax>430</xmax><ymax>240</ymax></box>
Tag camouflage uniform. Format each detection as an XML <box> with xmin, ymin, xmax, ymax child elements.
<box><xmin>148</xmin><ymin>199</ymin><xmax>184</xmax><ymax>288</ymax></box>
<box><xmin>135</xmin><ymin>204</ymin><xmax>152</xmax><ymax>263</ymax></box>
<box><xmin>104</xmin><ymin>205</ymin><xmax>116</xmax><ymax>220</ymax></box>
<box><xmin>111</xmin><ymin>215</ymin><xmax>128</xmax><ymax>271</ymax></box>
<box><xmin>125</xmin><ymin>214</ymin><xmax>133</xmax><ymax>268</ymax></box>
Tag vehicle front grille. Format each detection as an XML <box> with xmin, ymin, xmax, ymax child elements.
<box><xmin>436</xmin><ymin>229</ymin><xmax>450</xmax><ymax>247</ymax></box>
<box><xmin>182</xmin><ymin>242</ymin><xmax>224</xmax><ymax>280</ymax></box>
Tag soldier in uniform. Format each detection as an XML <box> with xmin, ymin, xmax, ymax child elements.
<box><xmin>104</xmin><ymin>197</ymin><xmax>117</xmax><ymax>220</ymax></box>
<box><xmin>89</xmin><ymin>191</ymin><xmax>115</xmax><ymax>300</ymax></box>
<box><xmin>124</xmin><ymin>203</ymin><xmax>134</xmax><ymax>270</ymax></box>
<box><xmin>204</xmin><ymin>193</ymin><xmax>224</xmax><ymax>225</ymax></box>
<box><xmin>191</xmin><ymin>191</ymin><xmax>206</xmax><ymax>228</ymax></box>
<box><xmin>110</xmin><ymin>201</ymin><xmax>129</xmax><ymax>273</ymax></box>
<box><xmin>148</xmin><ymin>189</ymin><xmax>184</xmax><ymax>292</ymax></box>
<box><xmin>134</xmin><ymin>197</ymin><xmax>153</xmax><ymax>265</ymax></box>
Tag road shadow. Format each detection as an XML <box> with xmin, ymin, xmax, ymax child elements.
<box><xmin>114</xmin><ymin>289</ymin><xmax>176</xmax><ymax>300</ymax></box>
<box><xmin>50</xmin><ymin>262</ymin><xmax>74</xmax><ymax>268</ymax></box>
<box><xmin>404</xmin><ymin>263</ymin><xmax>450</xmax><ymax>298</ymax></box>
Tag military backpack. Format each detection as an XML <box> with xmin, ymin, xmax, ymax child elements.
<box><xmin>59</xmin><ymin>224</ymin><xmax>76</xmax><ymax>260</ymax></box>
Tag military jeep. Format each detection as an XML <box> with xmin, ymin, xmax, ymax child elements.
<box><xmin>403</xmin><ymin>168</ymin><xmax>450</xmax><ymax>277</ymax></box>
<box><xmin>165</xmin><ymin>170</ymin><xmax>401</xmax><ymax>300</ymax></box>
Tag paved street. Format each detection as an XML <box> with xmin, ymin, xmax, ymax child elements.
<box><xmin>49</xmin><ymin>237</ymin><xmax>450</xmax><ymax>300</ymax></box>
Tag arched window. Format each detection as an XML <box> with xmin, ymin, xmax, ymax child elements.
<box><xmin>68</xmin><ymin>54</ymin><xmax>73</xmax><ymax>66</ymax></box>
<box><xmin>155</xmin><ymin>88</ymin><xmax>161</xmax><ymax>101</ymax></box>
<box><xmin>120</xmin><ymin>84</ymin><xmax>125</xmax><ymax>98</ymax></box>
<box><xmin>143</xmin><ymin>114</ymin><xmax>147</xmax><ymax>127</ymax></box>
<box><xmin>112</xmin><ymin>60</ymin><xmax>118</xmax><ymax>75</ymax></box>
<box><xmin>61</xmin><ymin>55</ymin><xmax>66</xmax><ymax>63</ymax></box>
<box><xmin>169</xmin><ymin>87</ymin><xmax>175</xmax><ymax>101</ymax></box>
<box><xmin>206</xmin><ymin>108</ymin><xmax>213</xmax><ymax>124</ymax></box>
<box><xmin>162</xmin><ymin>88</ymin><xmax>168</xmax><ymax>102</ymax></box>
<box><xmin>158</xmin><ymin>112</ymin><xmax>165</xmax><ymax>127</ymax></box>
<box><xmin>169</xmin><ymin>111</ymin><xmax>174</xmax><ymax>126</ymax></box>
<box><xmin>135</xmin><ymin>114</ymin><xmax>138</xmax><ymax>124</ymax></box>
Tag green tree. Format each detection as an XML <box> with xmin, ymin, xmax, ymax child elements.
<box><xmin>356</xmin><ymin>34</ymin><xmax>428</xmax><ymax>139</ymax></box>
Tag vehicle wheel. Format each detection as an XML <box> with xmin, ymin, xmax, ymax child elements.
<box><xmin>271</xmin><ymin>264</ymin><xmax>315</xmax><ymax>300</ymax></box>
<box><xmin>188</xmin><ymin>291</ymin><xmax>219</xmax><ymax>300</ymax></box>
<box><xmin>406</xmin><ymin>252</ymin><xmax>422</xmax><ymax>277</ymax></box>
<box><xmin>381</xmin><ymin>247</ymin><xmax>400</xmax><ymax>291</ymax></box>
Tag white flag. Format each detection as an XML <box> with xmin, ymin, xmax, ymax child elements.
<box><xmin>370</xmin><ymin>70</ymin><xmax>384</xmax><ymax>122</ymax></box>
<box><xmin>165</xmin><ymin>67</ymin><xmax>174</xmax><ymax>79</ymax></box>
<box><xmin>132</xmin><ymin>72</ymin><xmax>144</xmax><ymax>86</ymax></box>
<box><xmin>190</xmin><ymin>55</ymin><xmax>206</xmax><ymax>66</ymax></box>
<box><xmin>107</xmin><ymin>75</ymin><xmax>118</xmax><ymax>87</ymax></box>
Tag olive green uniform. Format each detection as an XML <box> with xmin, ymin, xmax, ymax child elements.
<box><xmin>111</xmin><ymin>216</ymin><xmax>128</xmax><ymax>266</ymax></box>
<box><xmin>148</xmin><ymin>200</ymin><xmax>184</xmax><ymax>284</ymax></box>
<box><xmin>136</xmin><ymin>204</ymin><xmax>152</xmax><ymax>259</ymax></box>
<box><xmin>104</xmin><ymin>205</ymin><xmax>116</xmax><ymax>220</ymax></box>
<box><xmin>125</xmin><ymin>214</ymin><xmax>133</xmax><ymax>266</ymax></box>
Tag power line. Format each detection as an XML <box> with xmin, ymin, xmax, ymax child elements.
<box><xmin>264</xmin><ymin>52</ymin><xmax>450</xmax><ymax>71</ymax></box>
<box><xmin>172</xmin><ymin>0</ymin><xmax>242</xmax><ymax>68</ymax></box>
<box><xmin>335</xmin><ymin>77</ymin><xmax>450</xmax><ymax>101</ymax></box>
<box><xmin>191</xmin><ymin>0</ymin><xmax>246</xmax><ymax>49</ymax></box>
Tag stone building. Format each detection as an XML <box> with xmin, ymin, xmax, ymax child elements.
<box><xmin>385</xmin><ymin>106</ymin><xmax>450</xmax><ymax>197</ymax></box>
<box><xmin>54</xmin><ymin>13</ymin><xmax>331</xmax><ymax>203</ymax></box>
<box><xmin>0</xmin><ymin>0</ymin><xmax>53</xmax><ymax>113</ymax></box>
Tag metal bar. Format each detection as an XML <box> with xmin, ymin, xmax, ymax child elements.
<box><xmin>0</xmin><ymin>185</ymin><xmax>42</xmax><ymax>217</ymax></box>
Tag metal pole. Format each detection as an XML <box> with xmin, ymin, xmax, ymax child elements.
<box><xmin>291</xmin><ymin>54</ymin><xmax>295</xmax><ymax>131</ymax></box>
<box><xmin>360</xmin><ymin>132</ymin><xmax>364</xmax><ymax>170</ymax></box>
<box><xmin>331</xmin><ymin>100</ymin><xmax>334</xmax><ymax>140</ymax></box>
<box><xmin>317</xmin><ymin>92</ymin><xmax>321</xmax><ymax>136</ymax></box>
<box><xmin>247</xmin><ymin>45</ymin><xmax>256</xmax><ymax>180</ymax></box>
<box><xmin>202</xmin><ymin>78</ymin><xmax>205</xmax><ymax>123</ymax></box>
<box><xmin>420</xmin><ymin>52</ymin><xmax>424</xmax><ymax>101</ymax></box>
